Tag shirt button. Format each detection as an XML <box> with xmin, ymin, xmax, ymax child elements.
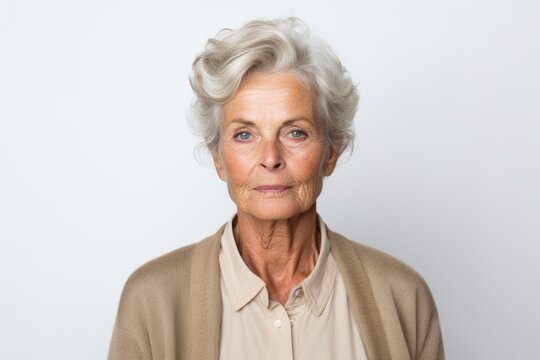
<box><xmin>294</xmin><ymin>288</ymin><xmax>304</xmax><ymax>297</ymax></box>
<box><xmin>274</xmin><ymin>320</ymin><xmax>282</xmax><ymax>328</ymax></box>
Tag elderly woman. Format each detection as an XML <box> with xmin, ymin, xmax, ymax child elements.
<box><xmin>109</xmin><ymin>17</ymin><xmax>444</xmax><ymax>360</ymax></box>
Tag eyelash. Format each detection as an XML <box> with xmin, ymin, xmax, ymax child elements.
<box><xmin>288</xmin><ymin>129</ymin><xmax>307</xmax><ymax>139</ymax></box>
<box><xmin>233</xmin><ymin>131</ymin><xmax>252</xmax><ymax>142</ymax></box>
<box><xmin>232</xmin><ymin>129</ymin><xmax>308</xmax><ymax>142</ymax></box>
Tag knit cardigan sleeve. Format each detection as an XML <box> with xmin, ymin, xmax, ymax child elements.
<box><xmin>418</xmin><ymin>311</ymin><xmax>445</xmax><ymax>359</ymax></box>
<box><xmin>108</xmin><ymin>268</ymin><xmax>154</xmax><ymax>360</ymax></box>
<box><xmin>109</xmin><ymin>326</ymin><xmax>148</xmax><ymax>360</ymax></box>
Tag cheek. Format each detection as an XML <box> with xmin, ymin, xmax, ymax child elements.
<box><xmin>220</xmin><ymin>149</ymin><xmax>254</xmax><ymax>190</ymax></box>
<box><xmin>291</xmin><ymin>147</ymin><xmax>326</xmax><ymax>181</ymax></box>
<box><xmin>289</xmin><ymin>148</ymin><xmax>327</xmax><ymax>206</ymax></box>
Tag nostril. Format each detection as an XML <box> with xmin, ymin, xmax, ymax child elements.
<box><xmin>259</xmin><ymin>160</ymin><xmax>283</xmax><ymax>170</ymax></box>
<box><xmin>259</xmin><ymin>142</ymin><xmax>284</xmax><ymax>170</ymax></box>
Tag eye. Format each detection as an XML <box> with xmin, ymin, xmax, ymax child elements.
<box><xmin>234</xmin><ymin>131</ymin><xmax>252</xmax><ymax>141</ymax></box>
<box><xmin>288</xmin><ymin>130</ymin><xmax>307</xmax><ymax>139</ymax></box>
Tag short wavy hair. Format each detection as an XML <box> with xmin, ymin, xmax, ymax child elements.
<box><xmin>189</xmin><ymin>17</ymin><xmax>359</xmax><ymax>156</ymax></box>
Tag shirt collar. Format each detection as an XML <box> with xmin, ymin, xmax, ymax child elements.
<box><xmin>219</xmin><ymin>215</ymin><xmax>337</xmax><ymax>316</ymax></box>
<box><xmin>219</xmin><ymin>216</ymin><xmax>266</xmax><ymax>311</ymax></box>
<box><xmin>294</xmin><ymin>216</ymin><xmax>337</xmax><ymax>316</ymax></box>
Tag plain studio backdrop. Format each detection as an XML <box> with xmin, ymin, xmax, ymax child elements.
<box><xmin>1</xmin><ymin>0</ymin><xmax>539</xmax><ymax>358</ymax></box>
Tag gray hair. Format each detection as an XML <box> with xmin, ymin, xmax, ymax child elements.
<box><xmin>189</xmin><ymin>17</ymin><xmax>359</xmax><ymax>156</ymax></box>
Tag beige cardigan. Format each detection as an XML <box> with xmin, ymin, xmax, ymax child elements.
<box><xmin>108</xmin><ymin>225</ymin><xmax>444</xmax><ymax>360</ymax></box>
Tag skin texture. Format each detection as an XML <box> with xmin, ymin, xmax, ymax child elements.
<box><xmin>213</xmin><ymin>72</ymin><xmax>340</xmax><ymax>305</ymax></box>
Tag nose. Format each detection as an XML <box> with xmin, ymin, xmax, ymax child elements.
<box><xmin>259</xmin><ymin>139</ymin><xmax>284</xmax><ymax>171</ymax></box>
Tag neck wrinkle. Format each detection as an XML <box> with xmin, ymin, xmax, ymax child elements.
<box><xmin>232</xmin><ymin>205</ymin><xmax>320</xmax><ymax>304</ymax></box>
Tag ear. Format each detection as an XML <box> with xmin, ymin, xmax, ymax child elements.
<box><xmin>323</xmin><ymin>144</ymin><xmax>340</xmax><ymax>177</ymax></box>
<box><xmin>212</xmin><ymin>151</ymin><xmax>226</xmax><ymax>181</ymax></box>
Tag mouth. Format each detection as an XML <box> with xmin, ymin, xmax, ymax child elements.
<box><xmin>254</xmin><ymin>185</ymin><xmax>292</xmax><ymax>194</ymax></box>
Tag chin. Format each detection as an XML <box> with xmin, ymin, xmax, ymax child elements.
<box><xmin>243</xmin><ymin>200</ymin><xmax>312</xmax><ymax>221</ymax></box>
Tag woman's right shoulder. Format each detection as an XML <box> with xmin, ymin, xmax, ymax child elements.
<box><xmin>120</xmin><ymin>227</ymin><xmax>224</xmax><ymax>297</ymax></box>
<box><xmin>109</xmin><ymin>227</ymin><xmax>225</xmax><ymax>359</ymax></box>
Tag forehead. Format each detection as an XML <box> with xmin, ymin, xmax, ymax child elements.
<box><xmin>222</xmin><ymin>72</ymin><xmax>315</xmax><ymax>122</ymax></box>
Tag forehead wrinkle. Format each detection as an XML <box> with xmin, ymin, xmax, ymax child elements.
<box><xmin>222</xmin><ymin>72</ymin><xmax>316</xmax><ymax>129</ymax></box>
<box><xmin>227</xmin><ymin>96</ymin><xmax>313</xmax><ymax>121</ymax></box>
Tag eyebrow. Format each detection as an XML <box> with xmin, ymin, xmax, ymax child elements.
<box><xmin>228</xmin><ymin>117</ymin><xmax>311</xmax><ymax>127</ymax></box>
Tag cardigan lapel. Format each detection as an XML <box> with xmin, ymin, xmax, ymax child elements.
<box><xmin>189</xmin><ymin>227</ymin><xmax>224</xmax><ymax>360</ymax></box>
<box><xmin>328</xmin><ymin>229</ymin><xmax>392</xmax><ymax>360</ymax></box>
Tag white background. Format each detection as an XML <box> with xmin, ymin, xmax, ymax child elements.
<box><xmin>1</xmin><ymin>0</ymin><xmax>539</xmax><ymax>359</ymax></box>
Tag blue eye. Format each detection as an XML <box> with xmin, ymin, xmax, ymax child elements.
<box><xmin>289</xmin><ymin>130</ymin><xmax>306</xmax><ymax>139</ymax></box>
<box><xmin>235</xmin><ymin>131</ymin><xmax>252</xmax><ymax>141</ymax></box>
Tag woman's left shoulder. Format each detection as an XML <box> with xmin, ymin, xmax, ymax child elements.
<box><xmin>328</xmin><ymin>229</ymin><xmax>435</xmax><ymax>297</ymax></box>
<box><xmin>328</xmin><ymin>229</ymin><xmax>445</xmax><ymax>358</ymax></box>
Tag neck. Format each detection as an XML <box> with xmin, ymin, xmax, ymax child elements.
<box><xmin>233</xmin><ymin>205</ymin><xmax>320</xmax><ymax>305</ymax></box>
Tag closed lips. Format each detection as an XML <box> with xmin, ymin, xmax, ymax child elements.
<box><xmin>254</xmin><ymin>186</ymin><xmax>291</xmax><ymax>192</ymax></box>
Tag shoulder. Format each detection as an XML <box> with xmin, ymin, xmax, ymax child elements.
<box><xmin>110</xmin><ymin>226</ymin><xmax>225</xmax><ymax>355</ymax></box>
<box><xmin>329</xmin><ymin>229</ymin><xmax>436</xmax><ymax>306</ymax></box>
<box><xmin>119</xmin><ymin>227</ymin><xmax>223</xmax><ymax>303</ymax></box>
<box><xmin>328</xmin><ymin>229</ymin><xmax>444</xmax><ymax>358</ymax></box>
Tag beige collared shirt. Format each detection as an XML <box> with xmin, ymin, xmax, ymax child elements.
<box><xmin>218</xmin><ymin>216</ymin><xmax>368</xmax><ymax>360</ymax></box>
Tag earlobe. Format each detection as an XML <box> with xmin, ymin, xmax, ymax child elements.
<box><xmin>323</xmin><ymin>145</ymin><xmax>340</xmax><ymax>176</ymax></box>
<box><xmin>212</xmin><ymin>152</ymin><xmax>226</xmax><ymax>181</ymax></box>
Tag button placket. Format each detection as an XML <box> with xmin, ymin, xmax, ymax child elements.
<box><xmin>271</xmin><ymin>304</ymin><xmax>294</xmax><ymax>360</ymax></box>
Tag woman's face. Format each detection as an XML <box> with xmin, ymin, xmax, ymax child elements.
<box><xmin>213</xmin><ymin>72</ymin><xmax>339</xmax><ymax>221</ymax></box>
